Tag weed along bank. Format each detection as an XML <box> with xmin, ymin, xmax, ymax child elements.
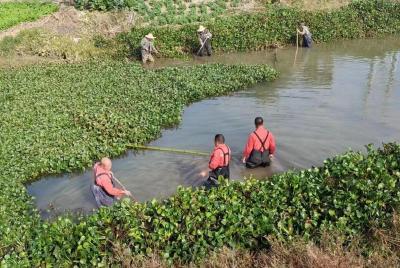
<box><xmin>1</xmin><ymin>0</ymin><xmax>400</xmax><ymax>267</ymax></box>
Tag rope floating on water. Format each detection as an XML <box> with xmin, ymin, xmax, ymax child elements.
<box><xmin>131</xmin><ymin>145</ymin><xmax>209</xmax><ymax>157</ymax></box>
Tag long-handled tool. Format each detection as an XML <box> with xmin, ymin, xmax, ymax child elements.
<box><xmin>196</xmin><ymin>37</ymin><xmax>209</xmax><ymax>56</ymax></box>
<box><xmin>131</xmin><ymin>145</ymin><xmax>209</xmax><ymax>157</ymax></box>
<box><xmin>111</xmin><ymin>173</ymin><xmax>137</xmax><ymax>202</ymax></box>
<box><xmin>293</xmin><ymin>31</ymin><xmax>299</xmax><ymax>66</ymax></box>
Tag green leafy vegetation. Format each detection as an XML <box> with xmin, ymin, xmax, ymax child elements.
<box><xmin>0</xmin><ymin>62</ymin><xmax>277</xmax><ymax>265</ymax></box>
<box><xmin>75</xmin><ymin>0</ymin><xmax>238</xmax><ymax>26</ymax></box>
<box><xmin>120</xmin><ymin>0</ymin><xmax>400</xmax><ymax>58</ymax></box>
<box><xmin>0</xmin><ymin>1</ymin><xmax>58</xmax><ymax>31</ymax></box>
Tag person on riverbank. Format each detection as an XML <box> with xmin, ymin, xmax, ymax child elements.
<box><xmin>141</xmin><ymin>33</ymin><xmax>158</xmax><ymax>63</ymax></box>
<box><xmin>197</xmin><ymin>25</ymin><xmax>212</xmax><ymax>56</ymax></box>
<box><xmin>297</xmin><ymin>23</ymin><xmax>312</xmax><ymax>48</ymax></box>
<box><xmin>205</xmin><ymin>134</ymin><xmax>231</xmax><ymax>188</ymax></box>
<box><xmin>91</xmin><ymin>157</ymin><xmax>132</xmax><ymax>207</ymax></box>
<box><xmin>242</xmin><ymin>117</ymin><xmax>276</xmax><ymax>168</ymax></box>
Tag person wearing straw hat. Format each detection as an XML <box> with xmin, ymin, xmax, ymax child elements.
<box><xmin>197</xmin><ymin>25</ymin><xmax>212</xmax><ymax>56</ymax></box>
<box><xmin>297</xmin><ymin>23</ymin><xmax>312</xmax><ymax>48</ymax></box>
<box><xmin>141</xmin><ymin>33</ymin><xmax>158</xmax><ymax>63</ymax></box>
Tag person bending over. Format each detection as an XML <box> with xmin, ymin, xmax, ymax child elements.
<box><xmin>92</xmin><ymin>157</ymin><xmax>131</xmax><ymax>207</ymax></box>
<box><xmin>297</xmin><ymin>23</ymin><xmax>312</xmax><ymax>48</ymax></box>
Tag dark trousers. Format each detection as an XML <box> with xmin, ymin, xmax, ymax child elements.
<box><xmin>91</xmin><ymin>184</ymin><xmax>116</xmax><ymax>207</ymax></box>
<box><xmin>245</xmin><ymin>160</ymin><xmax>270</xmax><ymax>169</ymax></box>
<box><xmin>199</xmin><ymin>40</ymin><xmax>212</xmax><ymax>56</ymax></box>
<box><xmin>303</xmin><ymin>35</ymin><xmax>312</xmax><ymax>48</ymax></box>
<box><xmin>245</xmin><ymin>150</ymin><xmax>270</xmax><ymax>169</ymax></box>
<box><xmin>204</xmin><ymin>166</ymin><xmax>229</xmax><ymax>189</ymax></box>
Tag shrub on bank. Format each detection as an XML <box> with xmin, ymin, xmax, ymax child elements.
<box><xmin>8</xmin><ymin>143</ymin><xmax>400</xmax><ymax>266</ymax></box>
<box><xmin>119</xmin><ymin>0</ymin><xmax>400</xmax><ymax>58</ymax></box>
<box><xmin>0</xmin><ymin>62</ymin><xmax>277</xmax><ymax>265</ymax></box>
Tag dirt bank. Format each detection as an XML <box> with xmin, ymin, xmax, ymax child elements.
<box><xmin>0</xmin><ymin>5</ymin><xmax>136</xmax><ymax>40</ymax></box>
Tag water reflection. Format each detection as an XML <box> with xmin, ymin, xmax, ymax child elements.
<box><xmin>28</xmin><ymin>37</ymin><xmax>400</xmax><ymax>218</ymax></box>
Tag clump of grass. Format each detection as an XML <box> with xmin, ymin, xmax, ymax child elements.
<box><xmin>106</xmin><ymin>219</ymin><xmax>400</xmax><ymax>267</ymax></box>
<box><xmin>0</xmin><ymin>29</ymin><xmax>123</xmax><ymax>62</ymax></box>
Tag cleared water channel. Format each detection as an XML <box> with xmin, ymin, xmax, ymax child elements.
<box><xmin>28</xmin><ymin>37</ymin><xmax>400</xmax><ymax>218</ymax></box>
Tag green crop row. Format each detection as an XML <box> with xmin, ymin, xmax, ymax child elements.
<box><xmin>118</xmin><ymin>0</ymin><xmax>400</xmax><ymax>58</ymax></box>
<box><xmin>75</xmin><ymin>0</ymin><xmax>229</xmax><ymax>26</ymax></box>
<box><xmin>0</xmin><ymin>62</ymin><xmax>277</xmax><ymax>265</ymax></box>
<box><xmin>0</xmin><ymin>2</ymin><xmax>58</xmax><ymax>31</ymax></box>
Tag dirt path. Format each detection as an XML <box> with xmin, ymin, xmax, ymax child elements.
<box><xmin>0</xmin><ymin>5</ymin><xmax>136</xmax><ymax>40</ymax></box>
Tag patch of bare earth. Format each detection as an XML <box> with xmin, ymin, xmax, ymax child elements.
<box><xmin>0</xmin><ymin>5</ymin><xmax>136</xmax><ymax>40</ymax></box>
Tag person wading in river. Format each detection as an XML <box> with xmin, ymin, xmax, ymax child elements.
<box><xmin>242</xmin><ymin>117</ymin><xmax>276</xmax><ymax>168</ymax></box>
<box><xmin>92</xmin><ymin>157</ymin><xmax>132</xmax><ymax>207</ymax></box>
<box><xmin>197</xmin><ymin>25</ymin><xmax>212</xmax><ymax>56</ymax></box>
<box><xmin>297</xmin><ymin>23</ymin><xmax>312</xmax><ymax>48</ymax></box>
<box><xmin>205</xmin><ymin>134</ymin><xmax>231</xmax><ymax>188</ymax></box>
<box><xmin>141</xmin><ymin>33</ymin><xmax>158</xmax><ymax>63</ymax></box>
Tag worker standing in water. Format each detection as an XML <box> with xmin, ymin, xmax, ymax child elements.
<box><xmin>242</xmin><ymin>117</ymin><xmax>276</xmax><ymax>168</ymax></box>
<box><xmin>141</xmin><ymin>33</ymin><xmax>158</xmax><ymax>63</ymax></box>
<box><xmin>92</xmin><ymin>157</ymin><xmax>132</xmax><ymax>207</ymax></box>
<box><xmin>205</xmin><ymin>134</ymin><xmax>231</xmax><ymax>187</ymax></box>
<box><xmin>197</xmin><ymin>25</ymin><xmax>213</xmax><ymax>56</ymax></box>
<box><xmin>297</xmin><ymin>22</ymin><xmax>312</xmax><ymax>48</ymax></box>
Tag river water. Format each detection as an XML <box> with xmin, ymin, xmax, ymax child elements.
<box><xmin>27</xmin><ymin>37</ymin><xmax>400</xmax><ymax>218</ymax></box>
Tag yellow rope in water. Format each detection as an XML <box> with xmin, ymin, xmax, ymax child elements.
<box><xmin>131</xmin><ymin>145</ymin><xmax>209</xmax><ymax>157</ymax></box>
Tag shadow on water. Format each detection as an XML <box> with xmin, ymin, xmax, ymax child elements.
<box><xmin>27</xmin><ymin>37</ymin><xmax>400</xmax><ymax>219</ymax></box>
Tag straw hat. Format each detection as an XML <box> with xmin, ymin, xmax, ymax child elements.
<box><xmin>197</xmin><ymin>25</ymin><xmax>206</xmax><ymax>32</ymax></box>
<box><xmin>145</xmin><ymin>33</ymin><xmax>155</xmax><ymax>39</ymax></box>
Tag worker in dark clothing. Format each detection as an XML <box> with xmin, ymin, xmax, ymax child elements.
<box><xmin>297</xmin><ymin>23</ymin><xmax>312</xmax><ymax>48</ymax></box>
<box><xmin>205</xmin><ymin>134</ymin><xmax>231</xmax><ymax>188</ymax></box>
<box><xmin>197</xmin><ymin>25</ymin><xmax>212</xmax><ymax>56</ymax></box>
<box><xmin>242</xmin><ymin>117</ymin><xmax>276</xmax><ymax>168</ymax></box>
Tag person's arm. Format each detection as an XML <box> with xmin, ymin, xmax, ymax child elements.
<box><xmin>243</xmin><ymin>135</ymin><xmax>254</xmax><ymax>160</ymax></box>
<box><xmin>208</xmin><ymin>150</ymin><xmax>221</xmax><ymax>170</ymax></box>
<box><xmin>98</xmin><ymin>176</ymin><xmax>125</xmax><ymax>197</ymax></box>
<box><xmin>268</xmin><ymin>133</ymin><xmax>276</xmax><ymax>155</ymax></box>
<box><xmin>150</xmin><ymin>43</ymin><xmax>158</xmax><ymax>54</ymax></box>
<box><xmin>297</xmin><ymin>28</ymin><xmax>305</xmax><ymax>35</ymax></box>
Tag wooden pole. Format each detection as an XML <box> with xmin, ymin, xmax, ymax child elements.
<box><xmin>130</xmin><ymin>145</ymin><xmax>209</xmax><ymax>157</ymax></box>
<box><xmin>293</xmin><ymin>31</ymin><xmax>299</xmax><ymax>66</ymax></box>
<box><xmin>111</xmin><ymin>174</ymin><xmax>137</xmax><ymax>202</ymax></box>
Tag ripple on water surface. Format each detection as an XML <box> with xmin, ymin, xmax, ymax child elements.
<box><xmin>27</xmin><ymin>37</ymin><xmax>400</xmax><ymax>218</ymax></box>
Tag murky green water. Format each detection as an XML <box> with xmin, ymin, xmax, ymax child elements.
<box><xmin>27</xmin><ymin>37</ymin><xmax>400</xmax><ymax>218</ymax></box>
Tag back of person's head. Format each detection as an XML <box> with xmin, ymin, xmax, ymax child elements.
<box><xmin>101</xmin><ymin>157</ymin><xmax>112</xmax><ymax>171</ymax></box>
<box><xmin>254</xmin><ymin>117</ymin><xmax>264</xmax><ymax>127</ymax></box>
<box><xmin>214</xmin><ymin>134</ymin><xmax>225</xmax><ymax>144</ymax></box>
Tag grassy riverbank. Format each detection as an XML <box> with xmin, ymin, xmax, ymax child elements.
<box><xmin>1</xmin><ymin>0</ymin><xmax>399</xmax><ymax>62</ymax></box>
<box><xmin>121</xmin><ymin>0</ymin><xmax>400</xmax><ymax>58</ymax></box>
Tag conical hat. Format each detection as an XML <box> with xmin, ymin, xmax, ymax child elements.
<box><xmin>197</xmin><ymin>25</ymin><xmax>206</xmax><ymax>32</ymax></box>
<box><xmin>145</xmin><ymin>33</ymin><xmax>155</xmax><ymax>39</ymax></box>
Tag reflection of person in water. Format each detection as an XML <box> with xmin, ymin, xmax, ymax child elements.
<box><xmin>297</xmin><ymin>23</ymin><xmax>312</xmax><ymax>48</ymax></box>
